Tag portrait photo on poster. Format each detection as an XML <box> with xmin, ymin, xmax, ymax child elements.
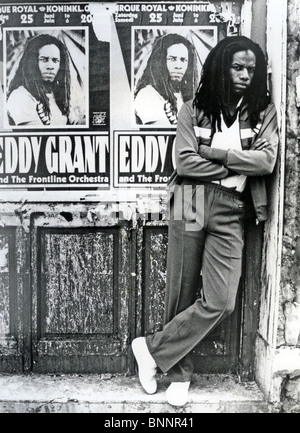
<box><xmin>132</xmin><ymin>26</ymin><xmax>218</xmax><ymax>128</ymax></box>
<box><xmin>4</xmin><ymin>27</ymin><xmax>89</xmax><ymax>129</ymax></box>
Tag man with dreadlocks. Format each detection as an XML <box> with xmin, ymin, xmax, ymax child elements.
<box><xmin>132</xmin><ymin>36</ymin><xmax>279</xmax><ymax>406</ymax></box>
<box><xmin>7</xmin><ymin>34</ymin><xmax>71</xmax><ymax>126</ymax></box>
<box><xmin>134</xmin><ymin>33</ymin><xmax>198</xmax><ymax>126</ymax></box>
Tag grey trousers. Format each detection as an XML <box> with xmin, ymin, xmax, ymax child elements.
<box><xmin>146</xmin><ymin>181</ymin><xmax>246</xmax><ymax>382</ymax></box>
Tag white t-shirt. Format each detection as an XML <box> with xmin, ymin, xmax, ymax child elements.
<box><xmin>211</xmin><ymin>113</ymin><xmax>247</xmax><ymax>193</ymax></box>
<box><xmin>134</xmin><ymin>85</ymin><xmax>183</xmax><ymax>126</ymax></box>
<box><xmin>7</xmin><ymin>86</ymin><xmax>68</xmax><ymax>126</ymax></box>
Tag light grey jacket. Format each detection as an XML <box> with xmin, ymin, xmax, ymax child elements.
<box><xmin>168</xmin><ymin>100</ymin><xmax>279</xmax><ymax>221</ymax></box>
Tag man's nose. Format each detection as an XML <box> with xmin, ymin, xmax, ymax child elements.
<box><xmin>47</xmin><ymin>60</ymin><xmax>55</xmax><ymax>69</ymax></box>
<box><xmin>240</xmin><ymin>69</ymin><xmax>250</xmax><ymax>81</ymax></box>
<box><xmin>175</xmin><ymin>61</ymin><xmax>183</xmax><ymax>69</ymax></box>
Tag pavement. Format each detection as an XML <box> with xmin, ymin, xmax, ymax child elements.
<box><xmin>0</xmin><ymin>373</ymin><xmax>271</xmax><ymax>413</ymax></box>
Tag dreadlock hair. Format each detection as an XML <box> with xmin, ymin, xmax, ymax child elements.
<box><xmin>193</xmin><ymin>36</ymin><xmax>270</xmax><ymax>132</ymax></box>
<box><xmin>135</xmin><ymin>33</ymin><xmax>198</xmax><ymax>117</ymax></box>
<box><xmin>8</xmin><ymin>34</ymin><xmax>71</xmax><ymax>119</ymax></box>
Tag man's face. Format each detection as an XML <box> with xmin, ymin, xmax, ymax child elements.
<box><xmin>166</xmin><ymin>43</ymin><xmax>189</xmax><ymax>84</ymax></box>
<box><xmin>38</xmin><ymin>44</ymin><xmax>61</xmax><ymax>83</ymax></box>
<box><xmin>229</xmin><ymin>50</ymin><xmax>256</xmax><ymax>96</ymax></box>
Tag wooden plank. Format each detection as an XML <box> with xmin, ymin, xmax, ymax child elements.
<box><xmin>142</xmin><ymin>225</ymin><xmax>168</xmax><ymax>335</ymax></box>
<box><xmin>240</xmin><ymin>220</ymin><xmax>263</xmax><ymax>379</ymax></box>
<box><xmin>0</xmin><ymin>228</ymin><xmax>23</xmax><ymax>373</ymax></box>
<box><xmin>40</xmin><ymin>231</ymin><xmax>115</xmax><ymax>336</ymax></box>
<box><xmin>31</xmin><ymin>224</ymin><xmax>131</xmax><ymax>374</ymax></box>
<box><xmin>0</xmin><ymin>232</ymin><xmax>10</xmax><ymax>336</ymax></box>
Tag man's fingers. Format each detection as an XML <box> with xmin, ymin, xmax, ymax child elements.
<box><xmin>252</xmin><ymin>138</ymin><xmax>269</xmax><ymax>150</ymax></box>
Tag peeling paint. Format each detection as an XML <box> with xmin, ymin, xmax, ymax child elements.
<box><xmin>43</xmin><ymin>231</ymin><xmax>115</xmax><ymax>335</ymax></box>
<box><xmin>0</xmin><ymin>234</ymin><xmax>9</xmax><ymax>335</ymax></box>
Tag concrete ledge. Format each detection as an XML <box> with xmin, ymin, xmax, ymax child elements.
<box><xmin>0</xmin><ymin>373</ymin><xmax>270</xmax><ymax>413</ymax></box>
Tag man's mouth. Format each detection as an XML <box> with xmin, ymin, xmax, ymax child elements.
<box><xmin>235</xmin><ymin>83</ymin><xmax>249</xmax><ymax>90</ymax></box>
<box><xmin>42</xmin><ymin>74</ymin><xmax>56</xmax><ymax>82</ymax></box>
<box><xmin>170</xmin><ymin>72</ymin><xmax>183</xmax><ymax>79</ymax></box>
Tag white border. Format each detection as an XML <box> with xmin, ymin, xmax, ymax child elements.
<box><xmin>131</xmin><ymin>25</ymin><xmax>218</xmax><ymax>129</ymax></box>
<box><xmin>0</xmin><ymin>131</ymin><xmax>110</xmax><ymax>189</ymax></box>
<box><xmin>3</xmin><ymin>26</ymin><xmax>89</xmax><ymax>130</ymax></box>
<box><xmin>114</xmin><ymin>129</ymin><xmax>176</xmax><ymax>188</ymax></box>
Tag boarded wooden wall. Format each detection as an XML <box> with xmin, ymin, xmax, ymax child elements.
<box><xmin>0</xmin><ymin>202</ymin><xmax>261</xmax><ymax>377</ymax></box>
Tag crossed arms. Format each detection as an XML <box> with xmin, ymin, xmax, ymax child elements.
<box><xmin>175</xmin><ymin>101</ymin><xmax>279</xmax><ymax>180</ymax></box>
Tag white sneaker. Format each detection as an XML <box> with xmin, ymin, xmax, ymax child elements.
<box><xmin>166</xmin><ymin>381</ymin><xmax>191</xmax><ymax>406</ymax></box>
<box><xmin>131</xmin><ymin>337</ymin><xmax>157</xmax><ymax>394</ymax></box>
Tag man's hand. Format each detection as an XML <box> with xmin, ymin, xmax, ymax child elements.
<box><xmin>251</xmin><ymin>138</ymin><xmax>269</xmax><ymax>150</ymax></box>
<box><xmin>199</xmin><ymin>145</ymin><xmax>213</xmax><ymax>159</ymax></box>
<box><xmin>199</xmin><ymin>145</ymin><xmax>228</xmax><ymax>164</ymax></box>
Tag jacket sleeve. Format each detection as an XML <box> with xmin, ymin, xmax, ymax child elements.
<box><xmin>208</xmin><ymin>103</ymin><xmax>279</xmax><ymax>176</ymax></box>
<box><xmin>175</xmin><ymin>102</ymin><xmax>231</xmax><ymax>181</ymax></box>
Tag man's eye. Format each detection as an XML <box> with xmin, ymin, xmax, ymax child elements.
<box><xmin>232</xmin><ymin>65</ymin><xmax>242</xmax><ymax>71</ymax></box>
